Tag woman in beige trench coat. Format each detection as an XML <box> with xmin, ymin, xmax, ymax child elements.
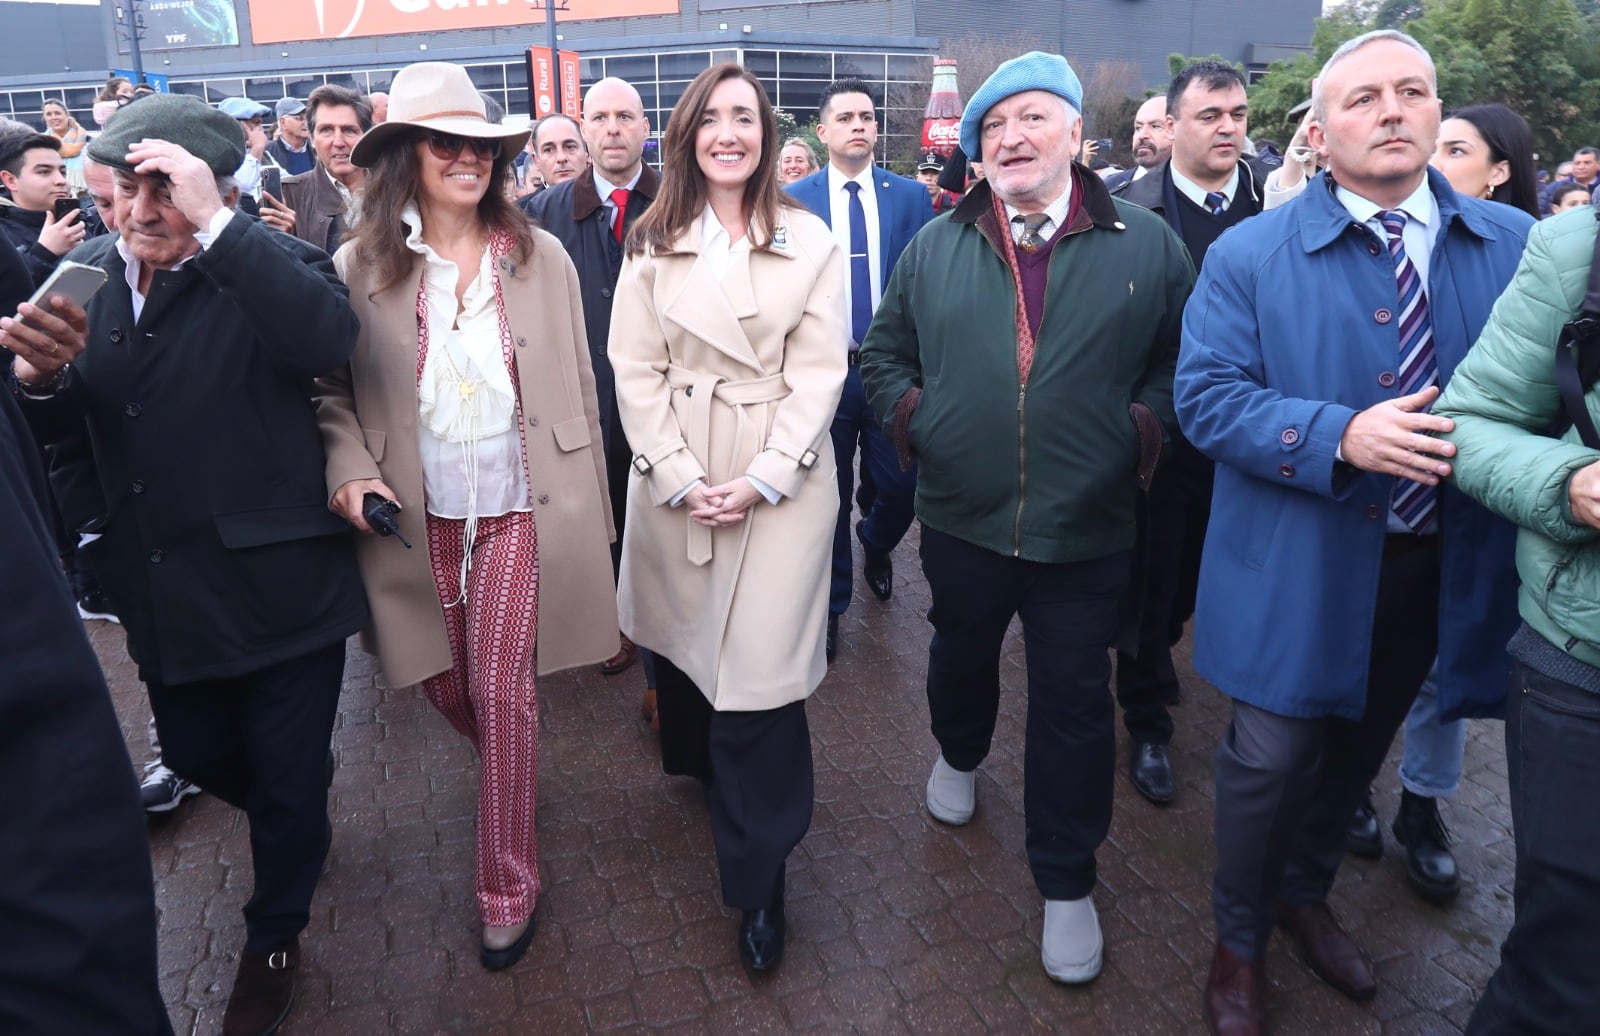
<box><xmin>610</xmin><ymin>64</ymin><xmax>846</xmax><ymax>975</ymax></box>
<box><xmin>313</xmin><ymin>63</ymin><xmax>618</xmax><ymax>972</ymax></box>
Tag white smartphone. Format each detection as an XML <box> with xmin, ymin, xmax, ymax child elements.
<box><xmin>24</xmin><ymin>259</ymin><xmax>109</xmax><ymax>316</ymax></box>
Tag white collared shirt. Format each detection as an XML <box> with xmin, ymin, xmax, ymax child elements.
<box><xmin>402</xmin><ymin>202</ymin><xmax>530</xmax><ymax>520</ymax></box>
<box><xmin>698</xmin><ymin>203</ymin><xmax>752</xmax><ymax>280</ymax></box>
<box><xmin>1170</xmin><ymin>162</ymin><xmax>1241</xmax><ymax>212</ymax></box>
<box><xmin>595</xmin><ymin>165</ymin><xmax>644</xmax><ymax>238</ymax></box>
<box><xmin>1335</xmin><ymin>176</ymin><xmax>1438</xmax><ymax>289</ymax></box>
<box><xmin>826</xmin><ymin>163</ymin><xmax>882</xmax><ymax>346</ymax></box>
<box><xmin>1002</xmin><ymin>175</ymin><xmax>1073</xmax><ymax>246</ymax></box>
<box><xmin>116</xmin><ymin>207</ymin><xmax>235</xmax><ymax>321</ymax></box>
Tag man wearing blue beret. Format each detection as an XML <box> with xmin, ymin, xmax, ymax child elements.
<box><xmin>861</xmin><ymin>51</ymin><xmax>1195</xmax><ymax>984</ymax></box>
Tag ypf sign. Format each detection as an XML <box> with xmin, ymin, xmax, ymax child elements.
<box><xmin>247</xmin><ymin>0</ymin><xmax>680</xmax><ymax>44</ymax></box>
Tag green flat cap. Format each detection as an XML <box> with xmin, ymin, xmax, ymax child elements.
<box><xmin>87</xmin><ymin>93</ymin><xmax>245</xmax><ymax>176</ymax></box>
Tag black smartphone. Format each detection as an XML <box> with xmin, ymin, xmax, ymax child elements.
<box><xmin>1092</xmin><ymin>138</ymin><xmax>1113</xmax><ymax>153</ymax></box>
<box><xmin>260</xmin><ymin>167</ymin><xmax>282</xmax><ymax>201</ymax></box>
<box><xmin>53</xmin><ymin>196</ymin><xmax>80</xmax><ymax>223</ymax></box>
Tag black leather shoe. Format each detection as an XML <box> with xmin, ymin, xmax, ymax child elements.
<box><xmin>222</xmin><ymin>939</ymin><xmax>298</xmax><ymax>1036</ymax></box>
<box><xmin>826</xmin><ymin>614</ymin><xmax>839</xmax><ymax>664</ymax></box>
<box><xmin>1391</xmin><ymin>790</ymin><xmax>1460</xmax><ymax>903</ymax></box>
<box><xmin>738</xmin><ymin>903</ymin><xmax>787</xmax><ymax>972</ymax></box>
<box><xmin>479</xmin><ymin>913</ymin><xmax>537</xmax><ymax>971</ymax></box>
<box><xmin>1129</xmin><ymin>741</ymin><xmax>1174</xmax><ymax>806</ymax></box>
<box><xmin>1346</xmin><ymin>794</ymin><xmax>1383</xmax><ymax>860</ymax></box>
<box><xmin>856</xmin><ymin>520</ymin><xmax>893</xmax><ymax>601</ymax></box>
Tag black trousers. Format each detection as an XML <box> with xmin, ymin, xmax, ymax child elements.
<box><xmin>654</xmin><ymin>656</ymin><xmax>813</xmax><ymax>910</ymax></box>
<box><xmin>1212</xmin><ymin>536</ymin><xmax>1440</xmax><ymax>960</ymax></box>
<box><xmin>147</xmin><ymin>640</ymin><xmax>345</xmax><ymax>952</ymax></box>
<box><xmin>920</xmin><ymin>526</ymin><xmax>1132</xmax><ymax>901</ymax></box>
<box><xmin>1468</xmin><ymin>661</ymin><xmax>1600</xmax><ymax>1035</ymax></box>
<box><xmin>1113</xmin><ymin>437</ymin><xmax>1213</xmax><ymax>744</ymax></box>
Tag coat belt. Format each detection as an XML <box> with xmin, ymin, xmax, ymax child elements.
<box><xmin>663</xmin><ymin>364</ymin><xmax>790</xmax><ymax>566</ymax></box>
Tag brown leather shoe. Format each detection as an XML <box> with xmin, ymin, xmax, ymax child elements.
<box><xmin>600</xmin><ymin>633</ymin><xmax>637</xmax><ymax>676</ymax></box>
<box><xmin>1204</xmin><ymin>942</ymin><xmax>1266</xmax><ymax>1036</ymax></box>
<box><xmin>222</xmin><ymin>939</ymin><xmax>298</xmax><ymax>1035</ymax></box>
<box><xmin>1277</xmin><ymin>901</ymin><xmax>1376</xmax><ymax>1001</ymax></box>
<box><xmin>640</xmin><ymin>687</ymin><xmax>659</xmax><ymax>731</ymax></box>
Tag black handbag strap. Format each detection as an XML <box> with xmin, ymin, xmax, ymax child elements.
<box><xmin>1553</xmin><ymin>212</ymin><xmax>1600</xmax><ymax>449</ymax></box>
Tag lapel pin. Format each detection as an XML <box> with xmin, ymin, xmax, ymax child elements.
<box><xmin>881</xmin><ymin>180</ymin><xmax>890</xmax><ymax>189</ymax></box>
<box><xmin>773</xmin><ymin>226</ymin><xmax>789</xmax><ymax>247</ymax></box>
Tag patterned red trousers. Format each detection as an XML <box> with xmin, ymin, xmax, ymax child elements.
<box><xmin>421</xmin><ymin>510</ymin><xmax>541</xmax><ymax>927</ymax></box>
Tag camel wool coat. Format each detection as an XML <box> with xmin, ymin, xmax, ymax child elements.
<box><xmin>610</xmin><ymin>206</ymin><xmax>846</xmax><ymax>711</ymax></box>
<box><xmin>315</xmin><ymin>226</ymin><xmax>619</xmax><ymax>689</ymax></box>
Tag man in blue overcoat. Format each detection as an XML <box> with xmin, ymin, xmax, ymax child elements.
<box><xmin>1175</xmin><ymin>30</ymin><xmax>1530</xmax><ymax>1034</ymax></box>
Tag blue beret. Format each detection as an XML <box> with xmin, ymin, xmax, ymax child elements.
<box><xmin>959</xmin><ymin>52</ymin><xmax>1083</xmax><ymax>160</ymax></box>
<box><xmin>218</xmin><ymin>97</ymin><xmax>270</xmax><ymax>121</ymax></box>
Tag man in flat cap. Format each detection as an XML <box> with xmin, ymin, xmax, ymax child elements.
<box><xmin>5</xmin><ymin>92</ymin><xmax>367</xmax><ymax>1036</ymax></box>
<box><xmin>861</xmin><ymin>51</ymin><xmax>1194</xmax><ymax>984</ymax></box>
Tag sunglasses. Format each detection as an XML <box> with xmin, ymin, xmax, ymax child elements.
<box><xmin>425</xmin><ymin>130</ymin><xmax>500</xmax><ymax>161</ymax></box>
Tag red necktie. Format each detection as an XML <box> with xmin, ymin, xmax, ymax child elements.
<box><xmin>610</xmin><ymin>187</ymin><xmax>630</xmax><ymax>244</ymax></box>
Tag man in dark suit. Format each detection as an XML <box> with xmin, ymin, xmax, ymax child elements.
<box><xmin>0</xmin><ymin>237</ymin><xmax>173</xmax><ymax>1036</ymax></box>
<box><xmin>10</xmin><ymin>94</ymin><xmax>368</xmax><ymax>1036</ymax></box>
<box><xmin>785</xmin><ymin>78</ymin><xmax>934</xmax><ymax>662</ymax></box>
<box><xmin>1115</xmin><ymin>61</ymin><xmax>1272</xmax><ymax>809</ymax></box>
<box><xmin>521</xmin><ymin>77</ymin><xmax>659</xmax><ymax>692</ymax></box>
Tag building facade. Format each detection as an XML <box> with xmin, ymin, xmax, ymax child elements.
<box><xmin>0</xmin><ymin>0</ymin><xmax>1319</xmax><ymax>165</ymax></box>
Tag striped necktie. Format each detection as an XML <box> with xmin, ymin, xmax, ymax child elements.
<box><xmin>1379</xmin><ymin>209</ymin><xmax>1438</xmax><ymax>533</ymax></box>
<box><xmin>1204</xmin><ymin>191</ymin><xmax>1227</xmax><ymax>215</ymax></box>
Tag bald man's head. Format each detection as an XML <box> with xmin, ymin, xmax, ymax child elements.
<box><xmin>583</xmin><ymin>77</ymin><xmax>650</xmax><ymax>182</ymax></box>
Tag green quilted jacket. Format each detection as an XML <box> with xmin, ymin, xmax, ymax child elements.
<box><xmin>1436</xmin><ymin>208</ymin><xmax>1600</xmax><ymax>667</ymax></box>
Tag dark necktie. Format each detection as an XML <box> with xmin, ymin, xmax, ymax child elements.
<box><xmin>1204</xmin><ymin>191</ymin><xmax>1227</xmax><ymax>216</ymax></box>
<box><xmin>1378</xmin><ymin>209</ymin><xmax>1438</xmax><ymax>532</ymax></box>
<box><xmin>610</xmin><ymin>187</ymin><xmax>630</xmax><ymax>245</ymax></box>
<box><xmin>845</xmin><ymin>181</ymin><xmax>871</xmax><ymax>344</ymax></box>
<box><xmin>1014</xmin><ymin>212</ymin><xmax>1050</xmax><ymax>253</ymax></box>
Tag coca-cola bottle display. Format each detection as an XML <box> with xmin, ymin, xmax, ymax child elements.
<box><xmin>921</xmin><ymin>59</ymin><xmax>961</xmax><ymax>158</ymax></box>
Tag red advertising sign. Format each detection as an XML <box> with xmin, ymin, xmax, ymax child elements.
<box><xmin>526</xmin><ymin>48</ymin><xmax>581</xmax><ymax>119</ymax></box>
<box><xmin>248</xmin><ymin>0</ymin><xmax>678</xmax><ymax>45</ymax></box>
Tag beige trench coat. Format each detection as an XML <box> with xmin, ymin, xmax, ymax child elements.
<box><xmin>315</xmin><ymin>227</ymin><xmax>619</xmax><ymax>689</ymax></box>
<box><xmin>609</xmin><ymin>206</ymin><xmax>846</xmax><ymax>711</ymax></box>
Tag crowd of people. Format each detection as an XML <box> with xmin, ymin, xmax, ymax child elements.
<box><xmin>3</xmin><ymin>29</ymin><xmax>1600</xmax><ymax>1036</ymax></box>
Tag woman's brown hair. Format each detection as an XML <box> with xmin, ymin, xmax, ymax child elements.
<box><xmin>96</xmin><ymin>77</ymin><xmax>130</xmax><ymax>103</ymax></box>
<box><xmin>349</xmin><ymin>131</ymin><xmax>535</xmax><ymax>296</ymax></box>
<box><xmin>628</xmin><ymin>64</ymin><xmax>793</xmax><ymax>257</ymax></box>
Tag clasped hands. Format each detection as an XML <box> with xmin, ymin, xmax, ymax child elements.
<box><xmin>685</xmin><ymin>479</ymin><xmax>764</xmax><ymax>527</ymax></box>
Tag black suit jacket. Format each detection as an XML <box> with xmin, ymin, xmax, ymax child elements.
<box><xmin>520</xmin><ymin>166</ymin><xmax>660</xmax><ymax>452</ymax></box>
<box><xmin>20</xmin><ymin>213</ymin><xmax>369</xmax><ymax>685</ymax></box>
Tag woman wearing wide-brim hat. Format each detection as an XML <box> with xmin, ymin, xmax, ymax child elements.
<box><xmin>314</xmin><ymin>61</ymin><xmax>619</xmax><ymax>971</ymax></box>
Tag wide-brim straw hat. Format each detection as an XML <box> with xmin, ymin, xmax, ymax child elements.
<box><xmin>350</xmin><ymin>62</ymin><xmax>529</xmax><ymax>169</ymax></box>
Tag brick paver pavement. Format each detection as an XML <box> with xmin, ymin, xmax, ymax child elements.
<box><xmin>93</xmin><ymin>529</ymin><xmax>1514</xmax><ymax>1035</ymax></box>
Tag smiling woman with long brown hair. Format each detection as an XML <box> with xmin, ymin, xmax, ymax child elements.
<box><xmin>313</xmin><ymin>61</ymin><xmax>619</xmax><ymax>972</ymax></box>
<box><xmin>610</xmin><ymin>63</ymin><xmax>846</xmax><ymax>974</ymax></box>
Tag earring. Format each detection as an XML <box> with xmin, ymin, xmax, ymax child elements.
<box><xmin>1486</xmin><ymin>183</ymin><xmax>1495</xmax><ymax>198</ymax></box>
